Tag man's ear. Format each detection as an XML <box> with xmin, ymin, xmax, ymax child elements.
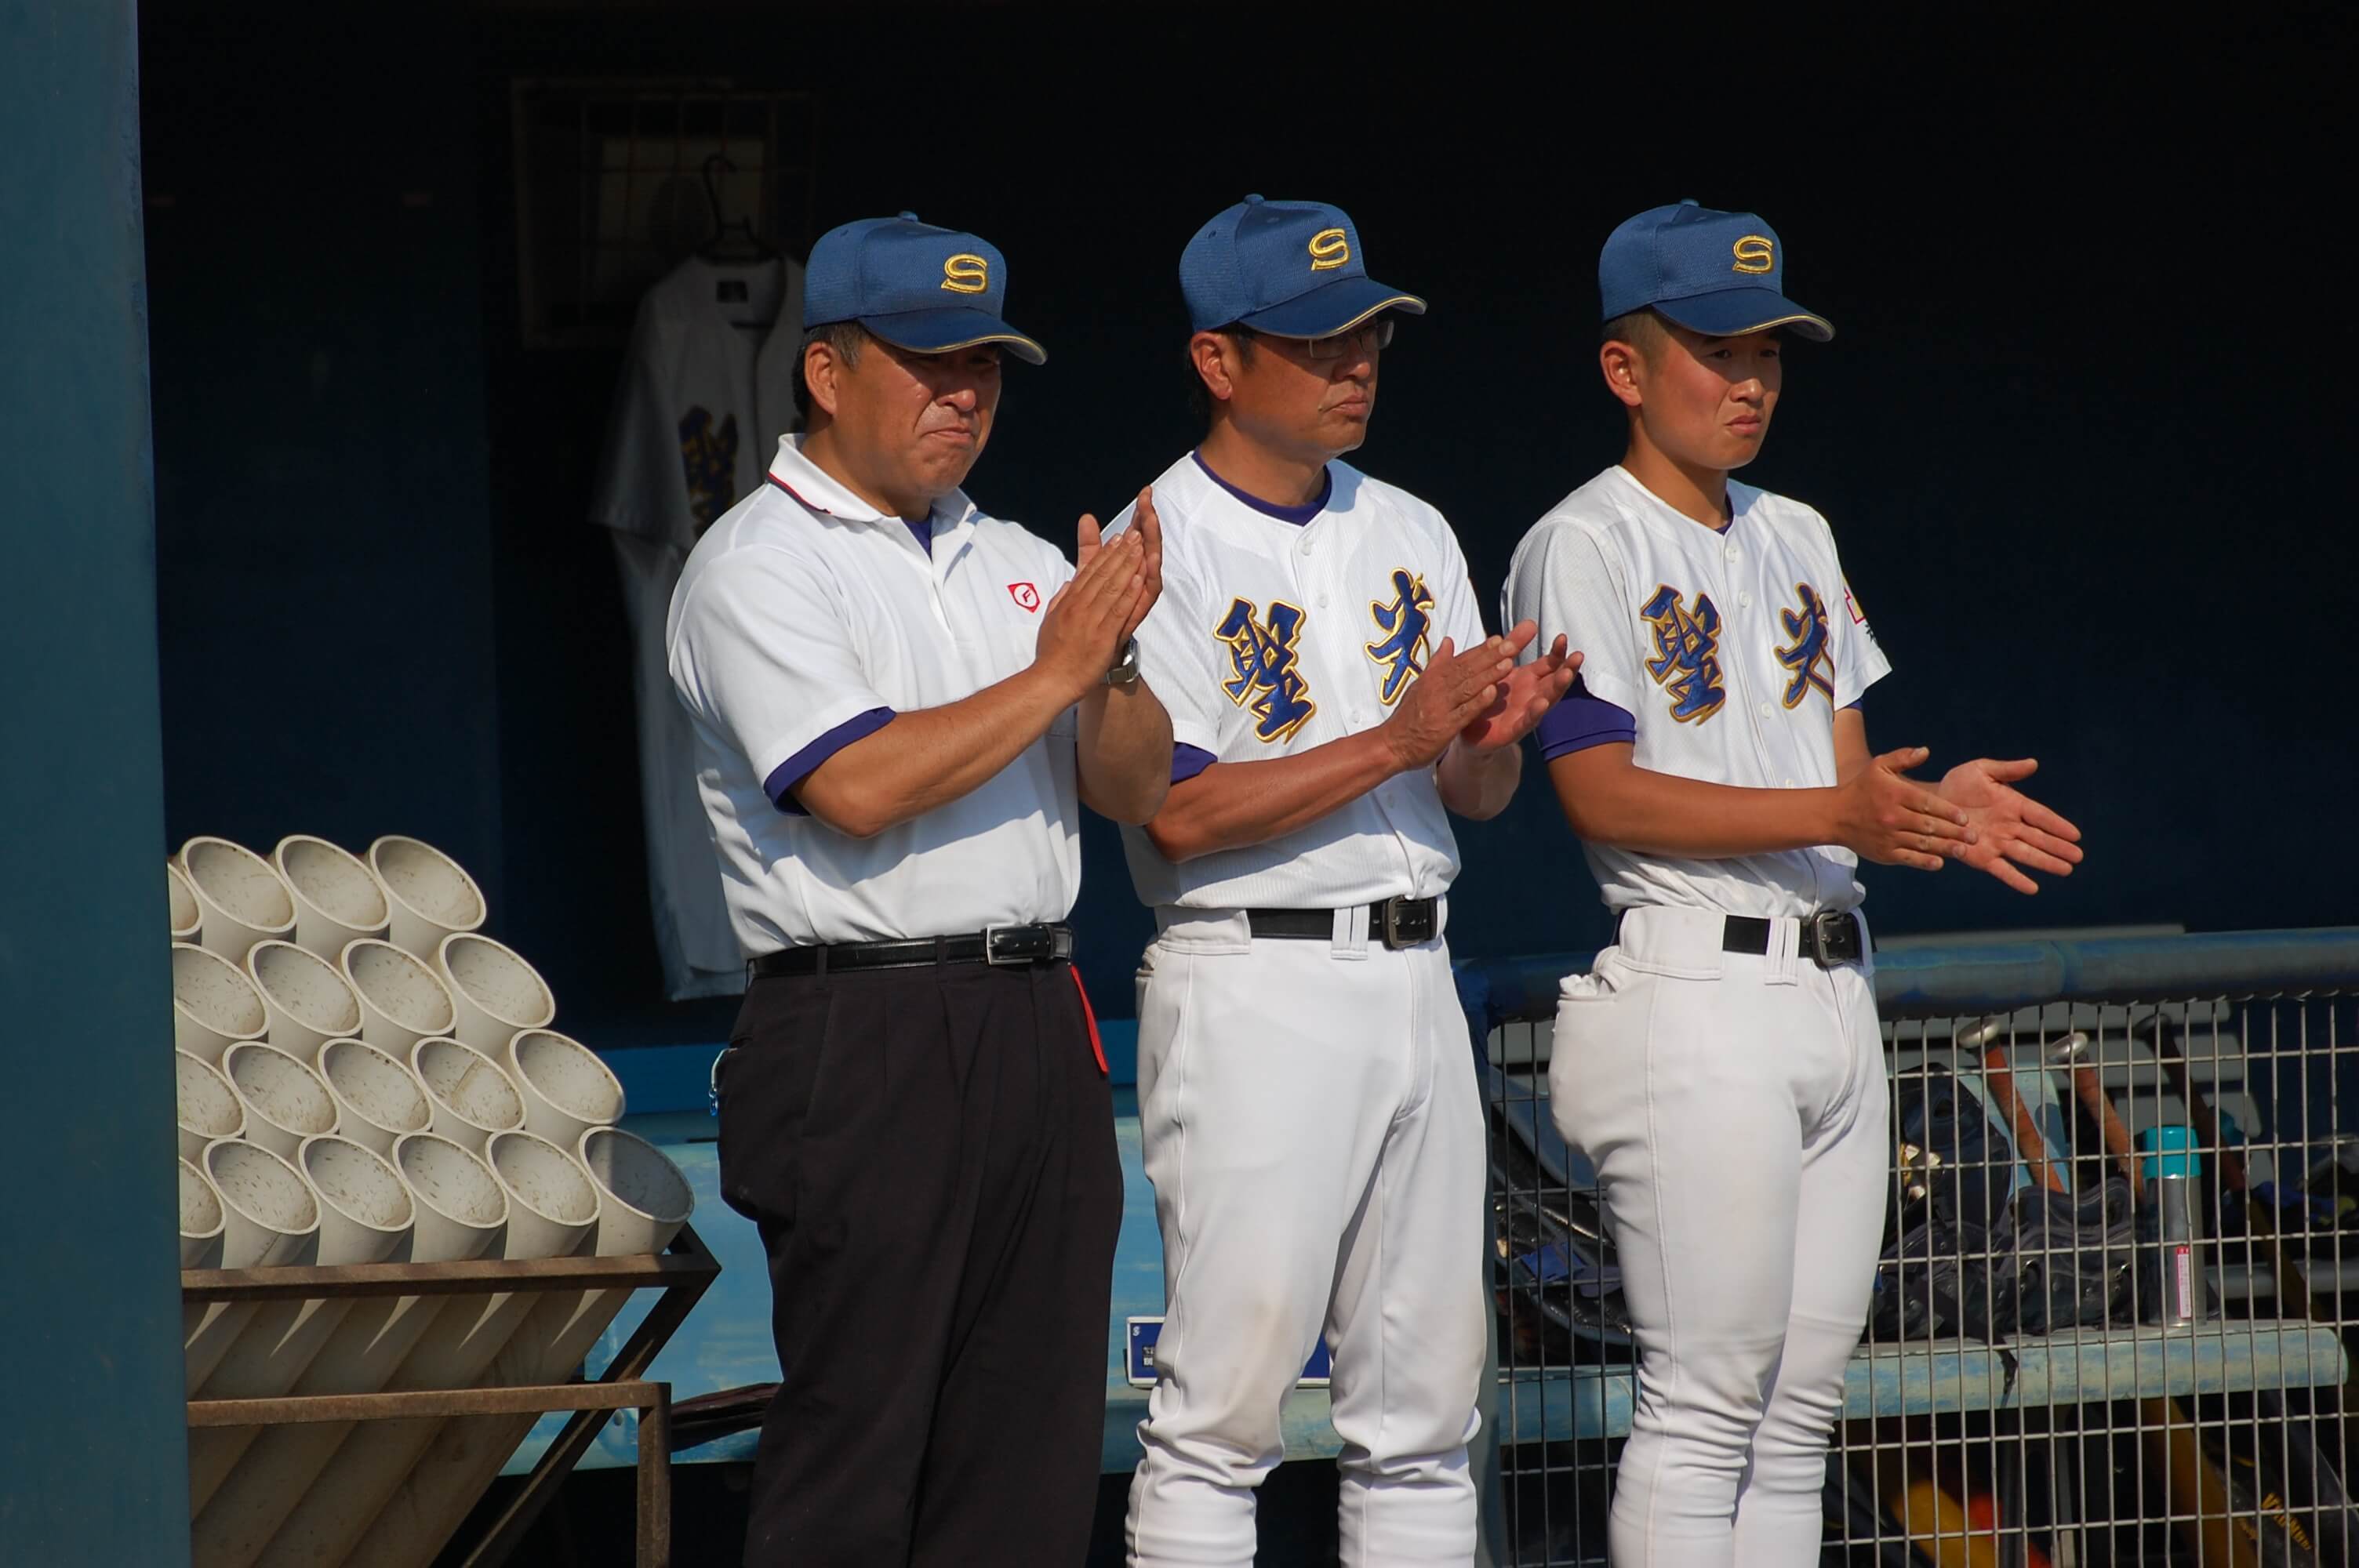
<box><xmin>1599</xmin><ymin>339</ymin><xmax>1645</xmax><ymax>411</ymax></box>
<box><xmin>805</xmin><ymin>340</ymin><xmax>844</xmax><ymax>419</ymax></box>
<box><xmin>1190</xmin><ymin>331</ymin><xmax>1239</xmax><ymax>405</ymax></box>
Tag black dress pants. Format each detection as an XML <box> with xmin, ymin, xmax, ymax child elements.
<box><xmin>717</xmin><ymin>957</ymin><xmax>1122</xmax><ymax>1568</ymax></box>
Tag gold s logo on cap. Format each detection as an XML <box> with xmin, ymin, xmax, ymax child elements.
<box><xmin>940</xmin><ymin>253</ymin><xmax>990</xmax><ymax>294</ymax></box>
<box><xmin>1732</xmin><ymin>235</ymin><xmax>1775</xmax><ymax>275</ymax></box>
<box><xmin>1307</xmin><ymin>227</ymin><xmax>1350</xmax><ymax>272</ymax></box>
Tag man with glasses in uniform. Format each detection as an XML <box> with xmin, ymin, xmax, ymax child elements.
<box><xmin>670</xmin><ymin>212</ymin><xmax>1176</xmax><ymax>1566</ymax></box>
<box><xmin>1108</xmin><ymin>195</ymin><xmax>1578</xmax><ymax>1567</ymax></box>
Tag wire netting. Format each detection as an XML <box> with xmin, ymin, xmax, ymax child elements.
<box><xmin>1485</xmin><ymin>987</ymin><xmax>2359</xmax><ymax>1568</ymax></box>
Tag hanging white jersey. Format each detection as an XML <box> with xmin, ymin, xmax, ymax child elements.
<box><xmin>592</xmin><ymin>255</ymin><xmax>806</xmax><ymax>547</ymax></box>
<box><xmin>591</xmin><ymin>255</ymin><xmax>804</xmax><ymax>998</ymax></box>
<box><xmin>1503</xmin><ymin>464</ymin><xmax>1891</xmax><ymax>918</ymax></box>
<box><xmin>1110</xmin><ymin>451</ymin><xmax>1486</xmax><ymax>912</ymax></box>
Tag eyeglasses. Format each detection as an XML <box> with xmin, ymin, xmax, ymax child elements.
<box><xmin>1217</xmin><ymin>318</ymin><xmax>1397</xmax><ymax>362</ymax></box>
<box><xmin>1297</xmin><ymin>318</ymin><xmax>1396</xmax><ymax>361</ymax></box>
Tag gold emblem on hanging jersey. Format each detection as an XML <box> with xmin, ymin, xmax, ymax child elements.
<box><xmin>940</xmin><ymin>253</ymin><xmax>990</xmax><ymax>294</ymax></box>
<box><xmin>1308</xmin><ymin>227</ymin><xmax>1350</xmax><ymax>271</ymax></box>
<box><xmin>1732</xmin><ymin>235</ymin><xmax>1775</xmax><ymax>274</ymax></box>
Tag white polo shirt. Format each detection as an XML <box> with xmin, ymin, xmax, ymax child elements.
<box><xmin>1107</xmin><ymin>451</ymin><xmax>1486</xmax><ymax>912</ymax></box>
<box><xmin>1503</xmin><ymin>464</ymin><xmax>1892</xmax><ymax>918</ymax></box>
<box><xmin>666</xmin><ymin>434</ymin><xmax>1081</xmax><ymax>952</ymax></box>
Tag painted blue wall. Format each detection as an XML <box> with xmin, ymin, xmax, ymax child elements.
<box><xmin>141</xmin><ymin>10</ymin><xmax>506</xmax><ymax>926</ymax></box>
<box><xmin>138</xmin><ymin>9</ymin><xmax>2353</xmax><ymax>1047</ymax></box>
<box><xmin>0</xmin><ymin>2</ymin><xmax>191</xmax><ymax>1560</ymax></box>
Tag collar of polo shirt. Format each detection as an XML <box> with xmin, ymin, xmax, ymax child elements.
<box><xmin>767</xmin><ymin>433</ymin><xmax>981</xmax><ymax>535</ymax></box>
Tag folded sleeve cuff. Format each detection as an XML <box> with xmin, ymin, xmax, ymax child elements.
<box><xmin>764</xmin><ymin>707</ymin><xmax>896</xmax><ymax>814</ymax></box>
<box><xmin>1170</xmin><ymin>742</ymin><xmax>1217</xmax><ymax>785</ymax></box>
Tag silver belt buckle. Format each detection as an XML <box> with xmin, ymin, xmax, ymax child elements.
<box><xmin>983</xmin><ymin>924</ymin><xmax>1020</xmax><ymax>966</ymax></box>
<box><xmin>1805</xmin><ymin>911</ymin><xmax>1848</xmax><ymax>967</ymax></box>
<box><xmin>1379</xmin><ymin>898</ymin><xmax>1437</xmax><ymax>951</ymax></box>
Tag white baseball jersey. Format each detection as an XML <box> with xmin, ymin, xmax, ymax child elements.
<box><xmin>593</xmin><ymin>254</ymin><xmax>805</xmax><ymax>998</ymax></box>
<box><xmin>1503</xmin><ymin>463</ymin><xmax>1890</xmax><ymax>917</ymax></box>
<box><xmin>1118</xmin><ymin>449</ymin><xmax>1490</xmax><ymax>1560</ymax></box>
<box><xmin>1109</xmin><ymin>452</ymin><xmax>1487</xmax><ymax>911</ymax></box>
<box><xmin>667</xmin><ymin>434</ymin><xmax>1082</xmax><ymax>953</ymax></box>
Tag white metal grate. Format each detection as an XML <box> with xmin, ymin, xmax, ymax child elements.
<box><xmin>1482</xmin><ymin>969</ymin><xmax>2359</xmax><ymax>1568</ymax></box>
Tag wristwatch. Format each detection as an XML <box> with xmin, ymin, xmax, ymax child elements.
<box><xmin>1103</xmin><ymin>637</ymin><xmax>1141</xmax><ymax>688</ymax></box>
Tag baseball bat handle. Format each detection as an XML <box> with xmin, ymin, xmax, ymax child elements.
<box><xmin>1983</xmin><ymin>1053</ymin><xmax>2067</xmax><ymax>1194</ymax></box>
<box><xmin>2070</xmin><ymin>1064</ymin><xmax>2141</xmax><ymax>1188</ymax></box>
<box><xmin>2147</xmin><ymin>1024</ymin><xmax>2252</xmax><ymax>1193</ymax></box>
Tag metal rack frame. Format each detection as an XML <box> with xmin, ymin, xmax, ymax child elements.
<box><xmin>184</xmin><ymin>1222</ymin><xmax>721</xmax><ymax>1567</ymax></box>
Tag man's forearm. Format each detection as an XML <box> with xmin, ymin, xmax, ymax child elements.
<box><xmin>797</xmin><ymin>667</ymin><xmax>1075</xmax><ymax>838</ymax></box>
<box><xmin>1437</xmin><ymin>739</ymin><xmax>1521</xmax><ymax>820</ymax></box>
<box><xmin>1076</xmin><ymin>679</ymin><xmax>1173</xmax><ymax>825</ymax></box>
<box><xmin>1143</xmin><ymin>731</ymin><xmax>1402</xmax><ymax>862</ymax></box>
<box><xmin>1547</xmin><ymin>748</ymin><xmax>1837</xmax><ymax>859</ymax></box>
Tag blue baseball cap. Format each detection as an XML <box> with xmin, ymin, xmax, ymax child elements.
<box><xmin>1179</xmin><ymin>194</ymin><xmax>1427</xmax><ymax>338</ymax></box>
<box><xmin>1600</xmin><ymin>200</ymin><xmax>1834</xmax><ymax>342</ymax></box>
<box><xmin>802</xmin><ymin>212</ymin><xmax>1045</xmax><ymax>365</ymax></box>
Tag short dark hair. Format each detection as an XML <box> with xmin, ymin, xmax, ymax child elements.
<box><xmin>793</xmin><ymin>321</ymin><xmax>871</xmax><ymax>424</ymax></box>
<box><xmin>1601</xmin><ymin>307</ymin><xmax>1670</xmax><ymax>361</ymax></box>
<box><xmin>1187</xmin><ymin>322</ymin><xmax>1256</xmax><ymax>429</ymax></box>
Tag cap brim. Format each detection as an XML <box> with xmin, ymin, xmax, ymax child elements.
<box><xmin>859</xmin><ymin>306</ymin><xmax>1047</xmax><ymax>365</ymax></box>
<box><xmin>1238</xmin><ymin>275</ymin><xmax>1427</xmax><ymax>339</ymax></box>
<box><xmin>1653</xmin><ymin>287</ymin><xmax>1833</xmax><ymax>342</ymax></box>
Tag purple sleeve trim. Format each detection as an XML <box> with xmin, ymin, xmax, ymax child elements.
<box><xmin>765</xmin><ymin>707</ymin><xmax>896</xmax><ymax>814</ymax></box>
<box><xmin>1170</xmin><ymin>742</ymin><xmax>1217</xmax><ymax>785</ymax></box>
<box><xmin>1535</xmin><ymin>680</ymin><xmax>1636</xmax><ymax>762</ymax></box>
<box><xmin>1844</xmin><ymin>699</ymin><xmax>1862</xmax><ymax>712</ymax></box>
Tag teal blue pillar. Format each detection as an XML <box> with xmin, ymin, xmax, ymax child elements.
<box><xmin>0</xmin><ymin>2</ymin><xmax>192</xmax><ymax>1561</ymax></box>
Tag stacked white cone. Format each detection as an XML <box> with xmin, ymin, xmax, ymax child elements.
<box><xmin>168</xmin><ymin>833</ymin><xmax>692</xmax><ymax>1567</ymax></box>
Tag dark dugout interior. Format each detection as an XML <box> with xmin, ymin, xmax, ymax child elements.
<box><xmin>139</xmin><ymin>4</ymin><xmax>2356</xmax><ymax>1046</ymax></box>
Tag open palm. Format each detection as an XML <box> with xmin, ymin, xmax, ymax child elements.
<box><xmin>1937</xmin><ymin>757</ymin><xmax>2085</xmax><ymax>895</ymax></box>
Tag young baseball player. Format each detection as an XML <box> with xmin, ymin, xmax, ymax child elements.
<box><xmin>1109</xmin><ymin>195</ymin><xmax>1577</xmax><ymax>1568</ymax></box>
<box><xmin>1503</xmin><ymin>200</ymin><xmax>2085</xmax><ymax>1568</ymax></box>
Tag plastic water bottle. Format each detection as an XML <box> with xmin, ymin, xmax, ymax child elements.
<box><xmin>2139</xmin><ymin>1124</ymin><xmax>2205</xmax><ymax>1326</ymax></box>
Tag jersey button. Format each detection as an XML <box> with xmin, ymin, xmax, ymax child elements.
<box><xmin>1299</xmin><ymin>539</ymin><xmax>1314</xmax><ymax>557</ymax></box>
<box><xmin>1739</xmin><ymin>590</ymin><xmax>1754</xmax><ymax>608</ymax></box>
<box><xmin>1318</xmin><ymin>593</ymin><xmax>1330</xmax><ymax>608</ymax></box>
<box><xmin>1758</xmin><ymin>701</ymin><xmax>1775</xmax><ymax>718</ymax></box>
<box><xmin>1784</xmin><ymin>777</ymin><xmax>1797</xmax><ymax>788</ymax></box>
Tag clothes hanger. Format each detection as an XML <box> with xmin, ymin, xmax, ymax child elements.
<box><xmin>698</xmin><ymin>152</ymin><xmax>778</xmax><ymax>264</ymax></box>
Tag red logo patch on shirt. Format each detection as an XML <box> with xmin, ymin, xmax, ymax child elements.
<box><xmin>1009</xmin><ymin>582</ymin><xmax>1041</xmax><ymax>612</ymax></box>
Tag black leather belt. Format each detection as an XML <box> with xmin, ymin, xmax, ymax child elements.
<box><xmin>1616</xmin><ymin>909</ymin><xmax>1868</xmax><ymax>968</ymax></box>
<box><xmin>747</xmin><ymin>923</ymin><xmax>1074</xmax><ymax>979</ymax></box>
<box><xmin>1245</xmin><ymin>896</ymin><xmax>1438</xmax><ymax>951</ymax></box>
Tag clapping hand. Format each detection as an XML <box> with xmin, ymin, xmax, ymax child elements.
<box><xmin>1936</xmin><ymin>757</ymin><xmax>2085</xmax><ymax>895</ymax></box>
<box><xmin>1456</xmin><ymin>623</ymin><xmax>1580</xmax><ymax>753</ymax></box>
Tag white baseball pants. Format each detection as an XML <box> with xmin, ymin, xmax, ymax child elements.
<box><xmin>1550</xmin><ymin>905</ymin><xmax>1888</xmax><ymax>1568</ymax></box>
<box><xmin>1127</xmin><ymin>906</ymin><xmax>1487</xmax><ymax>1568</ymax></box>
